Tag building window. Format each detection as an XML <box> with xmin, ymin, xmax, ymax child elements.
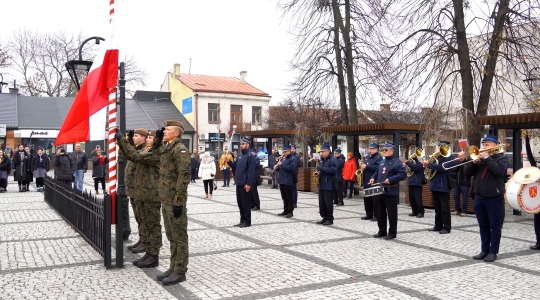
<box><xmin>252</xmin><ymin>106</ymin><xmax>261</xmax><ymax>125</ymax></box>
<box><xmin>231</xmin><ymin>105</ymin><xmax>242</xmax><ymax>123</ymax></box>
<box><xmin>208</xmin><ymin>103</ymin><xmax>219</xmax><ymax>123</ymax></box>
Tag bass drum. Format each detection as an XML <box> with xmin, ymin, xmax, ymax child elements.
<box><xmin>505</xmin><ymin>179</ymin><xmax>522</xmax><ymax>211</ymax></box>
<box><xmin>505</xmin><ymin>179</ymin><xmax>540</xmax><ymax>214</ymax></box>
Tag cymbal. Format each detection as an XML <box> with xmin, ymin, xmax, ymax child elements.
<box><xmin>512</xmin><ymin>166</ymin><xmax>540</xmax><ymax>185</ymax></box>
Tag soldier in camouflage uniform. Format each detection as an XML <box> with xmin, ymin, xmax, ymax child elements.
<box><xmin>120</xmin><ymin>120</ymin><xmax>190</xmax><ymax>285</ymax></box>
<box><xmin>117</xmin><ymin>129</ymin><xmax>162</xmax><ymax>268</ymax></box>
<box><xmin>124</xmin><ymin>129</ymin><xmax>148</xmax><ymax>252</ymax></box>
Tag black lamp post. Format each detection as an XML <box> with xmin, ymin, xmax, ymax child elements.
<box><xmin>0</xmin><ymin>73</ymin><xmax>7</xmax><ymax>93</ymax></box>
<box><xmin>523</xmin><ymin>66</ymin><xmax>540</xmax><ymax>92</ymax></box>
<box><xmin>65</xmin><ymin>36</ymin><xmax>105</xmax><ymax>90</ymax></box>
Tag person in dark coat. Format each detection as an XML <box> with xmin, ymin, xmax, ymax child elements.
<box><xmin>0</xmin><ymin>149</ymin><xmax>11</xmax><ymax>192</ymax></box>
<box><xmin>250</xmin><ymin>149</ymin><xmax>261</xmax><ymax>210</ymax></box>
<box><xmin>268</xmin><ymin>149</ymin><xmax>279</xmax><ymax>188</ymax></box>
<box><xmin>316</xmin><ymin>142</ymin><xmax>338</xmax><ymax>225</ymax></box>
<box><xmin>371</xmin><ymin>143</ymin><xmax>407</xmax><ymax>239</ymax></box>
<box><xmin>361</xmin><ymin>142</ymin><xmax>383</xmax><ymax>220</ymax></box>
<box><xmin>332</xmin><ymin>149</ymin><xmax>345</xmax><ymax>206</ymax></box>
<box><xmin>190</xmin><ymin>149</ymin><xmax>199</xmax><ymax>183</ymax></box>
<box><xmin>452</xmin><ymin>153</ymin><xmax>472</xmax><ymax>217</ymax></box>
<box><xmin>54</xmin><ymin>146</ymin><xmax>76</xmax><ymax>189</ymax></box>
<box><xmin>13</xmin><ymin>144</ymin><xmax>32</xmax><ymax>192</ymax></box>
<box><xmin>275</xmin><ymin>146</ymin><xmax>295</xmax><ymax>217</ymax></box>
<box><xmin>31</xmin><ymin>148</ymin><xmax>50</xmax><ymax>192</ymax></box>
<box><xmin>92</xmin><ymin>148</ymin><xmax>109</xmax><ymax>195</ymax></box>
<box><xmin>289</xmin><ymin>144</ymin><xmax>300</xmax><ymax>208</ymax></box>
<box><xmin>405</xmin><ymin>155</ymin><xmax>425</xmax><ymax>218</ymax></box>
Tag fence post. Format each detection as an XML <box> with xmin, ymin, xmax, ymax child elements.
<box><xmin>103</xmin><ymin>194</ymin><xmax>112</xmax><ymax>268</ymax></box>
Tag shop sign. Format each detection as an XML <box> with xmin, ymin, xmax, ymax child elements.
<box><xmin>16</xmin><ymin>130</ymin><xmax>60</xmax><ymax>138</ymax></box>
<box><xmin>0</xmin><ymin>124</ymin><xmax>6</xmax><ymax>137</ymax></box>
<box><xmin>209</xmin><ymin>133</ymin><xmax>226</xmax><ymax>142</ymax></box>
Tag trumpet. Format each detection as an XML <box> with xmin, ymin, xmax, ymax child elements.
<box><xmin>441</xmin><ymin>144</ymin><xmax>506</xmax><ymax>170</ymax></box>
<box><xmin>424</xmin><ymin>144</ymin><xmax>451</xmax><ymax>181</ymax></box>
<box><xmin>406</xmin><ymin>148</ymin><xmax>423</xmax><ymax>177</ymax></box>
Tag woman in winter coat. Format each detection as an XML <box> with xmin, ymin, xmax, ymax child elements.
<box><xmin>92</xmin><ymin>148</ymin><xmax>108</xmax><ymax>195</ymax></box>
<box><xmin>54</xmin><ymin>146</ymin><xmax>76</xmax><ymax>189</ymax></box>
<box><xmin>13</xmin><ymin>144</ymin><xmax>32</xmax><ymax>192</ymax></box>
<box><xmin>0</xmin><ymin>149</ymin><xmax>11</xmax><ymax>192</ymax></box>
<box><xmin>342</xmin><ymin>152</ymin><xmax>358</xmax><ymax>198</ymax></box>
<box><xmin>198</xmin><ymin>153</ymin><xmax>216</xmax><ymax>199</ymax></box>
<box><xmin>31</xmin><ymin>148</ymin><xmax>50</xmax><ymax>192</ymax></box>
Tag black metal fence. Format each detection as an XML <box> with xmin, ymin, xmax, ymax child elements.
<box><xmin>44</xmin><ymin>176</ymin><xmax>112</xmax><ymax>268</ymax></box>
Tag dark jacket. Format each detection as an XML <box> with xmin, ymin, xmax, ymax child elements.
<box><xmin>69</xmin><ymin>151</ymin><xmax>88</xmax><ymax>171</ymax></box>
<box><xmin>406</xmin><ymin>157</ymin><xmax>424</xmax><ymax>186</ymax></box>
<box><xmin>318</xmin><ymin>155</ymin><xmax>338</xmax><ymax>191</ymax></box>
<box><xmin>371</xmin><ymin>156</ymin><xmax>407</xmax><ymax>196</ymax></box>
<box><xmin>464</xmin><ymin>153</ymin><xmax>508</xmax><ymax>199</ymax></box>
<box><xmin>334</xmin><ymin>155</ymin><xmax>345</xmax><ymax>182</ymax></box>
<box><xmin>268</xmin><ymin>153</ymin><xmax>278</xmax><ymax>169</ymax></box>
<box><xmin>251</xmin><ymin>154</ymin><xmax>261</xmax><ymax>185</ymax></box>
<box><xmin>363</xmin><ymin>152</ymin><xmax>383</xmax><ymax>187</ymax></box>
<box><xmin>0</xmin><ymin>155</ymin><xmax>11</xmax><ymax>172</ymax></box>
<box><xmin>277</xmin><ymin>154</ymin><xmax>296</xmax><ymax>186</ymax></box>
<box><xmin>31</xmin><ymin>154</ymin><xmax>50</xmax><ymax>172</ymax></box>
<box><xmin>92</xmin><ymin>155</ymin><xmax>109</xmax><ymax>178</ymax></box>
<box><xmin>454</xmin><ymin>164</ymin><xmax>471</xmax><ymax>186</ymax></box>
<box><xmin>54</xmin><ymin>153</ymin><xmax>76</xmax><ymax>181</ymax></box>
<box><xmin>13</xmin><ymin>150</ymin><xmax>32</xmax><ymax>181</ymax></box>
<box><xmin>190</xmin><ymin>155</ymin><xmax>199</xmax><ymax>169</ymax></box>
<box><xmin>227</xmin><ymin>148</ymin><xmax>257</xmax><ymax>186</ymax></box>
<box><xmin>427</xmin><ymin>154</ymin><xmax>457</xmax><ymax>193</ymax></box>
<box><xmin>289</xmin><ymin>152</ymin><xmax>300</xmax><ymax>174</ymax></box>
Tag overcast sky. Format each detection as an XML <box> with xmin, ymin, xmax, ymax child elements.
<box><xmin>1</xmin><ymin>0</ymin><xmax>293</xmax><ymax>104</ymax></box>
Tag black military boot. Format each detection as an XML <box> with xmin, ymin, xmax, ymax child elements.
<box><xmin>132</xmin><ymin>253</ymin><xmax>149</xmax><ymax>266</ymax></box>
<box><xmin>137</xmin><ymin>254</ymin><xmax>159</xmax><ymax>268</ymax></box>
<box><xmin>162</xmin><ymin>271</ymin><xmax>186</xmax><ymax>285</ymax></box>
<box><xmin>156</xmin><ymin>269</ymin><xmax>174</xmax><ymax>281</ymax></box>
<box><xmin>26</xmin><ymin>184</ymin><xmax>30</xmax><ymax>191</ymax></box>
<box><xmin>131</xmin><ymin>242</ymin><xmax>146</xmax><ymax>253</ymax></box>
<box><xmin>127</xmin><ymin>240</ymin><xmax>140</xmax><ymax>251</ymax></box>
<box><xmin>19</xmin><ymin>186</ymin><xmax>22</xmax><ymax>193</ymax></box>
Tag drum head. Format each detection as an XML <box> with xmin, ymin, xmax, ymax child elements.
<box><xmin>519</xmin><ymin>181</ymin><xmax>540</xmax><ymax>214</ymax></box>
<box><xmin>513</xmin><ymin>167</ymin><xmax>540</xmax><ymax>185</ymax></box>
<box><xmin>505</xmin><ymin>180</ymin><xmax>522</xmax><ymax>211</ymax></box>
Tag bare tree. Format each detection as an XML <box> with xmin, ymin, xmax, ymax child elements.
<box><xmin>0</xmin><ymin>41</ymin><xmax>10</xmax><ymax>70</ymax></box>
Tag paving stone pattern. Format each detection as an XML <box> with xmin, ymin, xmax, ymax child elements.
<box><xmin>1</xmin><ymin>174</ymin><xmax>540</xmax><ymax>299</ymax></box>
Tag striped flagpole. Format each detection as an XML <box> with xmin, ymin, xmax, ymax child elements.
<box><xmin>107</xmin><ymin>0</ymin><xmax>118</xmax><ymax>223</ymax></box>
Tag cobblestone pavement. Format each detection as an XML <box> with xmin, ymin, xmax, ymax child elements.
<box><xmin>1</xmin><ymin>175</ymin><xmax>540</xmax><ymax>300</ymax></box>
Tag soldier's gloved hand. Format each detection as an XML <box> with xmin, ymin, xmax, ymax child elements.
<box><xmin>173</xmin><ymin>205</ymin><xmax>183</xmax><ymax>218</ymax></box>
<box><xmin>115</xmin><ymin>131</ymin><xmax>124</xmax><ymax>140</ymax></box>
<box><xmin>127</xmin><ymin>130</ymin><xmax>134</xmax><ymax>140</ymax></box>
<box><xmin>156</xmin><ymin>127</ymin><xmax>165</xmax><ymax>139</ymax></box>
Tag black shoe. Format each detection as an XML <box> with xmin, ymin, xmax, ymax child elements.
<box><xmin>333</xmin><ymin>201</ymin><xmax>338</xmax><ymax>205</ymax></box>
<box><xmin>427</xmin><ymin>227</ymin><xmax>442</xmax><ymax>232</ymax></box>
<box><xmin>385</xmin><ymin>235</ymin><xmax>396</xmax><ymax>240</ymax></box>
<box><xmin>347</xmin><ymin>196</ymin><xmax>352</xmax><ymax>199</ymax></box>
<box><xmin>222</xmin><ymin>185</ymin><xmax>226</xmax><ymax>187</ymax></box>
<box><xmin>530</xmin><ymin>244</ymin><xmax>540</xmax><ymax>250</ymax></box>
<box><xmin>239</xmin><ymin>223</ymin><xmax>251</xmax><ymax>228</ymax></box>
<box><xmin>137</xmin><ymin>254</ymin><xmax>159</xmax><ymax>268</ymax></box>
<box><xmin>19</xmin><ymin>187</ymin><xmax>23</xmax><ymax>193</ymax></box>
<box><xmin>233</xmin><ymin>223</ymin><xmax>243</xmax><ymax>227</ymax></box>
<box><xmin>277</xmin><ymin>211</ymin><xmax>287</xmax><ymax>216</ymax></box>
<box><xmin>252</xmin><ymin>206</ymin><xmax>260</xmax><ymax>211</ymax></box>
<box><xmin>162</xmin><ymin>271</ymin><xmax>186</xmax><ymax>285</ymax></box>
<box><xmin>127</xmin><ymin>240</ymin><xmax>141</xmax><ymax>251</ymax></box>
<box><xmin>293</xmin><ymin>204</ymin><xmax>297</xmax><ymax>208</ymax></box>
<box><xmin>373</xmin><ymin>233</ymin><xmax>387</xmax><ymax>238</ymax></box>
<box><xmin>322</xmin><ymin>220</ymin><xmax>333</xmax><ymax>225</ymax></box>
<box><xmin>416</xmin><ymin>214</ymin><xmax>424</xmax><ymax>218</ymax></box>
<box><xmin>132</xmin><ymin>253</ymin><xmax>149</xmax><ymax>266</ymax></box>
<box><xmin>338</xmin><ymin>202</ymin><xmax>344</xmax><ymax>206</ymax></box>
<box><xmin>408</xmin><ymin>213</ymin><xmax>417</xmax><ymax>217</ymax></box>
<box><xmin>370</xmin><ymin>218</ymin><xmax>378</xmax><ymax>222</ymax></box>
<box><xmin>285</xmin><ymin>213</ymin><xmax>293</xmax><ymax>218</ymax></box>
<box><xmin>439</xmin><ymin>229</ymin><xmax>451</xmax><ymax>234</ymax></box>
<box><xmin>473</xmin><ymin>252</ymin><xmax>488</xmax><ymax>260</ymax></box>
<box><xmin>361</xmin><ymin>216</ymin><xmax>373</xmax><ymax>220</ymax></box>
<box><xmin>316</xmin><ymin>219</ymin><xmax>326</xmax><ymax>224</ymax></box>
<box><xmin>484</xmin><ymin>253</ymin><xmax>497</xmax><ymax>262</ymax></box>
<box><xmin>157</xmin><ymin>269</ymin><xmax>174</xmax><ymax>281</ymax></box>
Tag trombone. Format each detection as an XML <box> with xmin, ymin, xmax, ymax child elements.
<box><xmin>441</xmin><ymin>144</ymin><xmax>506</xmax><ymax>170</ymax></box>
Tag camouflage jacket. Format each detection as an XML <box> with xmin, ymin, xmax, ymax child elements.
<box><xmin>118</xmin><ymin>137</ymin><xmax>161</xmax><ymax>202</ymax></box>
<box><xmin>151</xmin><ymin>135</ymin><xmax>191</xmax><ymax>206</ymax></box>
<box><xmin>124</xmin><ymin>141</ymin><xmax>145</xmax><ymax>199</ymax></box>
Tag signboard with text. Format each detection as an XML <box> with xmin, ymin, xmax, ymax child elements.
<box><xmin>209</xmin><ymin>133</ymin><xmax>226</xmax><ymax>142</ymax></box>
<box><xmin>0</xmin><ymin>124</ymin><xmax>6</xmax><ymax>137</ymax></box>
<box><xmin>182</xmin><ymin>97</ymin><xmax>193</xmax><ymax>114</ymax></box>
<box><xmin>16</xmin><ymin>130</ymin><xmax>60</xmax><ymax>138</ymax></box>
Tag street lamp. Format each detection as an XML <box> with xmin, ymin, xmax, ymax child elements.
<box><xmin>65</xmin><ymin>36</ymin><xmax>105</xmax><ymax>90</ymax></box>
<box><xmin>523</xmin><ymin>66</ymin><xmax>540</xmax><ymax>92</ymax></box>
<box><xmin>0</xmin><ymin>73</ymin><xmax>7</xmax><ymax>93</ymax></box>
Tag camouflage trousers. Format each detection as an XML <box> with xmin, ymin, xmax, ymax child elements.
<box><xmin>129</xmin><ymin>197</ymin><xmax>144</xmax><ymax>240</ymax></box>
<box><xmin>162</xmin><ymin>203</ymin><xmax>189</xmax><ymax>273</ymax></box>
<box><xmin>139</xmin><ymin>201</ymin><xmax>162</xmax><ymax>255</ymax></box>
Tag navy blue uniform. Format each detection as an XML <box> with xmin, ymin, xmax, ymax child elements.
<box><xmin>251</xmin><ymin>154</ymin><xmax>261</xmax><ymax>209</ymax></box>
<box><xmin>427</xmin><ymin>154</ymin><xmax>458</xmax><ymax>232</ymax></box>
<box><xmin>277</xmin><ymin>155</ymin><xmax>296</xmax><ymax>214</ymax></box>
<box><xmin>406</xmin><ymin>158</ymin><xmax>425</xmax><ymax>216</ymax></box>
<box><xmin>363</xmin><ymin>152</ymin><xmax>383</xmax><ymax>219</ymax></box>
<box><xmin>289</xmin><ymin>152</ymin><xmax>300</xmax><ymax>205</ymax></box>
<box><xmin>227</xmin><ymin>149</ymin><xmax>257</xmax><ymax>226</ymax></box>
<box><xmin>371</xmin><ymin>156</ymin><xmax>407</xmax><ymax>237</ymax></box>
<box><xmin>268</xmin><ymin>152</ymin><xmax>278</xmax><ymax>188</ymax></box>
<box><xmin>318</xmin><ymin>155</ymin><xmax>338</xmax><ymax>222</ymax></box>
<box><xmin>190</xmin><ymin>155</ymin><xmax>199</xmax><ymax>182</ymax></box>
<box><xmin>464</xmin><ymin>153</ymin><xmax>508</xmax><ymax>254</ymax></box>
<box><xmin>333</xmin><ymin>155</ymin><xmax>345</xmax><ymax>205</ymax></box>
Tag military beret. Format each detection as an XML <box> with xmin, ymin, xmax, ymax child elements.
<box><xmin>147</xmin><ymin>129</ymin><xmax>156</xmax><ymax>137</ymax></box>
<box><xmin>134</xmin><ymin>128</ymin><xmax>148</xmax><ymax>137</ymax></box>
<box><xmin>165</xmin><ymin>120</ymin><xmax>185</xmax><ymax>130</ymax></box>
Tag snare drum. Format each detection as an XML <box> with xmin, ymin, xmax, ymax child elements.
<box><xmin>505</xmin><ymin>179</ymin><xmax>540</xmax><ymax>214</ymax></box>
<box><xmin>364</xmin><ymin>186</ymin><xmax>384</xmax><ymax>198</ymax></box>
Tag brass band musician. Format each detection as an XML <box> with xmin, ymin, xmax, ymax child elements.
<box><xmin>404</xmin><ymin>150</ymin><xmax>425</xmax><ymax>218</ymax></box>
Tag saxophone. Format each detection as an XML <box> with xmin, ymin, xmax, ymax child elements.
<box><xmin>406</xmin><ymin>148</ymin><xmax>423</xmax><ymax>177</ymax></box>
<box><xmin>313</xmin><ymin>159</ymin><xmax>319</xmax><ymax>186</ymax></box>
<box><xmin>424</xmin><ymin>144</ymin><xmax>450</xmax><ymax>181</ymax></box>
<box><xmin>355</xmin><ymin>154</ymin><xmax>363</xmax><ymax>187</ymax></box>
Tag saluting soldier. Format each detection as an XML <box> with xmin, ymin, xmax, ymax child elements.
<box><xmin>316</xmin><ymin>142</ymin><xmax>338</xmax><ymax>225</ymax></box>
<box><xmin>361</xmin><ymin>142</ymin><xmax>383</xmax><ymax>221</ymax></box>
<box><xmin>370</xmin><ymin>142</ymin><xmax>407</xmax><ymax>239</ymax></box>
<box><xmin>117</xmin><ymin>129</ymin><xmax>162</xmax><ymax>268</ymax></box>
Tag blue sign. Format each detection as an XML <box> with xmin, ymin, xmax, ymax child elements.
<box><xmin>182</xmin><ymin>97</ymin><xmax>193</xmax><ymax>114</ymax></box>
